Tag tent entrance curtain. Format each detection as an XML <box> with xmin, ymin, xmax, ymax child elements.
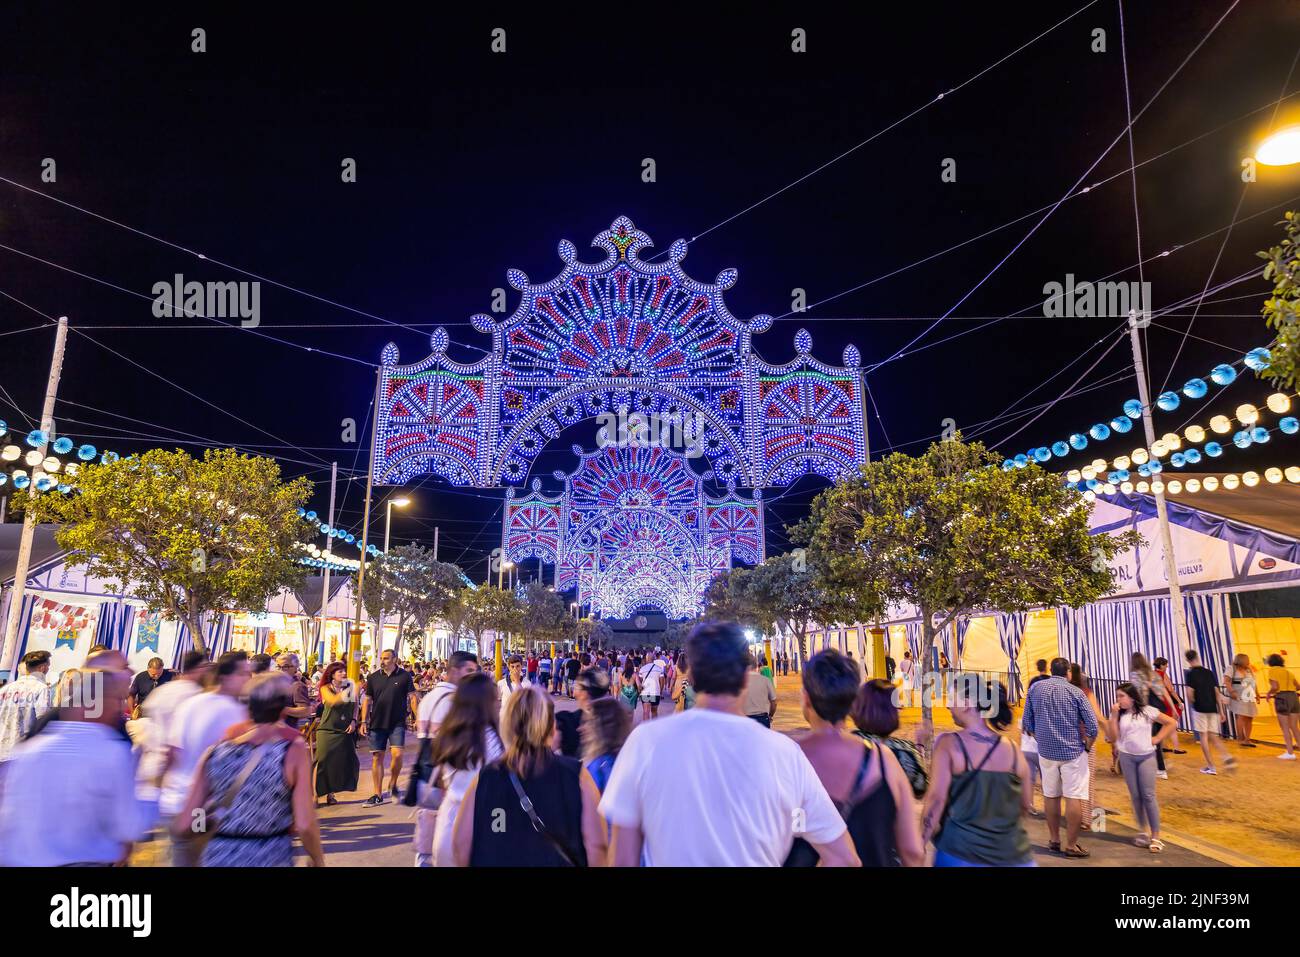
<box><xmin>996</xmin><ymin>612</ymin><xmax>1028</xmax><ymax>702</ymax></box>
<box><xmin>1056</xmin><ymin>593</ymin><xmax>1234</xmax><ymax>729</ymax></box>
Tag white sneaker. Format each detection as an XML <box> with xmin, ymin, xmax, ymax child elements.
<box><xmin>1200</xmin><ymin>767</ymin><xmax>1217</xmax><ymax>775</ymax></box>
<box><xmin>1155</xmin><ymin>770</ymin><xmax>1168</xmax><ymax>779</ymax></box>
<box><xmin>1279</xmin><ymin>752</ymin><xmax>1297</xmax><ymax>760</ymax></box>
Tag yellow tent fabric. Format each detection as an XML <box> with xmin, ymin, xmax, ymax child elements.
<box><xmin>958</xmin><ymin>616</ymin><xmax>1007</xmax><ymax>672</ymax></box>
<box><xmin>1230</xmin><ymin>617</ymin><xmax>1300</xmax><ymax>721</ymax></box>
<box><xmin>1015</xmin><ymin>609</ymin><xmax>1059</xmax><ymax>680</ymax></box>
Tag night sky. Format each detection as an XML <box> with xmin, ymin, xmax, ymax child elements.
<box><xmin>2</xmin><ymin>1</ymin><xmax>1299</xmax><ymax>591</ymax></box>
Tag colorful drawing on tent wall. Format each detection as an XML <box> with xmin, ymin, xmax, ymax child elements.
<box><xmin>54</xmin><ymin>627</ymin><xmax>77</xmax><ymax>650</ymax></box>
<box><xmin>136</xmin><ymin>614</ymin><xmax>161</xmax><ymax>653</ymax></box>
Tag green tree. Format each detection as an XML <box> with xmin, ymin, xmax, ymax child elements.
<box><xmin>458</xmin><ymin>585</ymin><xmax>523</xmax><ymax>654</ymax></box>
<box><xmin>745</xmin><ymin>551</ymin><xmax>853</xmax><ymax>666</ymax></box>
<box><xmin>520</xmin><ymin>581</ymin><xmax>569</xmax><ymax>653</ymax></box>
<box><xmin>21</xmin><ymin>447</ymin><xmax>312</xmax><ymax>654</ymax></box>
<box><xmin>793</xmin><ymin>437</ymin><xmax>1140</xmax><ymax>725</ymax></box>
<box><xmin>360</xmin><ymin>544</ymin><xmax>464</xmax><ymax>657</ymax></box>
<box><xmin>1259</xmin><ymin>211</ymin><xmax>1300</xmax><ymax>389</ymax></box>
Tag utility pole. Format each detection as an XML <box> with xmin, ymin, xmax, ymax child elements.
<box><xmin>316</xmin><ymin>461</ymin><xmax>337</xmax><ymax>665</ymax></box>
<box><xmin>1128</xmin><ymin>310</ymin><xmax>1190</xmax><ymax>660</ymax></box>
<box><xmin>1</xmin><ymin>317</ymin><xmax>68</xmax><ymax>678</ymax></box>
<box><xmin>349</xmin><ymin>369</ymin><xmax>381</xmax><ymax>682</ymax></box>
<box><xmin>433</xmin><ymin>526</ymin><xmax>439</xmax><ymax>561</ymax></box>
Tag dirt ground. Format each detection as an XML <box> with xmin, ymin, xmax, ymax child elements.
<box><xmin>771</xmin><ymin>674</ymin><xmax>1300</xmax><ymax>866</ymax></box>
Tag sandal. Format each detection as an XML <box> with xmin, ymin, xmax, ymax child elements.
<box><xmin>1148</xmin><ymin>839</ymin><xmax>1165</xmax><ymax>853</ymax></box>
<box><xmin>1133</xmin><ymin>834</ymin><xmax>1151</xmax><ymax>848</ymax></box>
<box><xmin>1062</xmin><ymin>845</ymin><xmax>1091</xmax><ymax>859</ymax></box>
<box><xmin>1048</xmin><ymin>841</ymin><xmax>1061</xmax><ymax>854</ymax></box>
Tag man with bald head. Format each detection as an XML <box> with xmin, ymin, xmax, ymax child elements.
<box><xmin>0</xmin><ymin>663</ymin><xmax>146</xmax><ymax>865</ymax></box>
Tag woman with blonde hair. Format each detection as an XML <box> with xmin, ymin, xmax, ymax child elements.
<box><xmin>452</xmin><ymin>685</ymin><xmax>606</xmax><ymax>866</ymax></box>
<box><xmin>1223</xmin><ymin>653</ymin><xmax>1258</xmax><ymax>747</ymax></box>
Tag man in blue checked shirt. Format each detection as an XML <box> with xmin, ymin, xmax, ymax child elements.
<box><xmin>1021</xmin><ymin>657</ymin><xmax>1098</xmax><ymax>859</ymax></box>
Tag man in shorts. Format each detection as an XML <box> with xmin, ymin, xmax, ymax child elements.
<box><xmin>1021</xmin><ymin>657</ymin><xmax>1098</xmax><ymax>859</ymax></box>
<box><xmin>360</xmin><ymin>649</ymin><xmax>418</xmax><ymax>806</ymax></box>
<box><xmin>638</xmin><ymin>652</ymin><xmax>666</xmax><ymax>721</ymax></box>
<box><xmin>1184</xmin><ymin>649</ymin><xmax>1235</xmax><ymax>775</ymax></box>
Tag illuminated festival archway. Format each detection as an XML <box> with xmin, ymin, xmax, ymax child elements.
<box><xmin>371</xmin><ymin>216</ymin><xmax>868</xmax><ymax>616</ymax></box>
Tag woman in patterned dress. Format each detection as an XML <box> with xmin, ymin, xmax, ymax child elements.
<box><xmin>177</xmin><ymin>673</ymin><xmax>325</xmax><ymax>867</ymax></box>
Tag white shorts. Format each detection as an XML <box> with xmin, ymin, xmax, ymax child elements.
<box><xmin>1039</xmin><ymin>752</ymin><xmax>1090</xmax><ymax>800</ymax></box>
<box><xmin>1192</xmin><ymin>710</ymin><xmax>1221</xmax><ymax>734</ymax></box>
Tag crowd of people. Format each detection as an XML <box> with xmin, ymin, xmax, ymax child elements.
<box><xmin>0</xmin><ymin>627</ymin><xmax>1292</xmax><ymax>867</ymax></box>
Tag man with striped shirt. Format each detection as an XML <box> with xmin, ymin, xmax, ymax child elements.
<box><xmin>1021</xmin><ymin>657</ymin><xmax>1098</xmax><ymax>858</ymax></box>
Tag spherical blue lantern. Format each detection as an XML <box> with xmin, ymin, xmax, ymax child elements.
<box><xmin>1051</xmin><ymin>441</ymin><xmax>1070</xmax><ymax>458</ymax></box>
<box><xmin>1182</xmin><ymin>378</ymin><xmax>1208</xmax><ymax>399</ymax></box>
<box><xmin>1033</xmin><ymin>447</ymin><xmax>1051</xmax><ymax>463</ymax></box>
<box><xmin>100</xmin><ymin>451</ymin><xmax>118</xmax><ymax>464</ymax></box>
<box><xmin>1089</xmin><ymin>423</ymin><xmax>1111</xmax><ymax>441</ymax></box>
<box><xmin>1110</xmin><ymin>416</ymin><xmax>1133</xmax><ymax>434</ymax></box>
<box><xmin>57</xmin><ymin>483</ymin><xmax>70</xmax><ymax>494</ymax></box>
<box><xmin>1002</xmin><ymin>459</ymin><xmax>1015</xmax><ymax>471</ymax></box>
<box><xmin>1252</xmin><ymin>426</ymin><xmax>1270</xmax><ymax>444</ymax></box>
<box><xmin>1116</xmin><ymin>468</ymin><xmax>1131</xmax><ymax>481</ymax></box>
<box><xmin>1244</xmin><ymin>347</ymin><xmax>1272</xmax><ymax>371</ymax></box>
<box><xmin>77</xmin><ymin>444</ymin><xmax>96</xmax><ymax>461</ymax></box>
<box><xmin>1013</xmin><ymin>453</ymin><xmax>1029</xmax><ymax>468</ymax></box>
<box><xmin>1281</xmin><ymin>416</ymin><xmax>1300</xmax><ymax>435</ymax></box>
<box><xmin>1183</xmin><ymin>449</ymin><xmax>1202</xmax><ymax>464</ymax></box>
<box><xmin>25</xmin><ymin>429</ymin><xmax>47</xmax><ymax>447</ymax></box>
<box><xmin>0</xmin><ymin>419</ymin><xmax>6</xmax><ymax>437</ymax></box>
<box><xmin>1107</xmin><ymin>471</ymin><xmax>1121</xmax><ymax>484</ymax></box>
<box><xmin>1204</xmin><ymin>442</ymin><xmax>1223</xmax><ymax>457</ymax></box>
<box><xmin>1148</xmin><ymin>460</ymin><xmax>1163</xmax><ymax>474</ymax></box>
<box><xmin>52</xmin><ymin>436</ymin><xmax>73</xmax><ymax>455</ymax></box>
<box><xmin>1123</xmin><ymin>399</ymin><xmax>1143</xmax><ymax>419</ymax></box>
<box><xmin>1068</xmin><ymin>433</ymin><xmax>1088</xmax><ymax>451</ymax></box>
<box><xmin>1210</xmin><ymin>363</ymin><xmax>1237</xmax><ymax>386</ymax></box>
<box><xmin>320</xmin><ymin>524</ymin><xmax>331</xmax><ymax>535</ymax></box>
<box><xmin>296</xmin><ymin>507</ymin><xmax>306</xmax><ymax>517</ymax></box>
<box><xmin>1170</xmin><ymin>452</ymin><xmax>1186</xmax><ymax>468</ymax></box>
<box><xmin>305</xmin><ymin>510</ymin><xmax>318</xmax><ymax>522</ymax></box>
<box><xmin>0</xmin><ymin>474</ymin><xmax>7</xmax><ymax>487</ymax></box>
<box><xmin>346</xmin><ymin>533</ymin><xmax>356</xmax><ymax>544</ymax></box>
<box><xmin>34</xmin><ymin>475</ymin><xmax>56</xmax><ymax>492</ymax></box>
<box><xmin>13</xmin><ymin>474</ymin><xmax>29</xmax><ymax>489</ymax></box>
<box><xmin>1137</xmin><ymin>463</ymin><xmax>1152</xmax><ymax>477</ymax></box>
<box><xmin>1232</xmin><ymin>430</ymin><xmax>1252</xmax><ymax>449</ymax></box>
<box><xmin>1156</xmin><ymin>391</ymin><xmax>1180</xmax><ymax>412</ymax></box>
<box><xmin>1086</xmin><ymin>478</ymin><xmax>1100</xmax><ymax>491</ymax></box>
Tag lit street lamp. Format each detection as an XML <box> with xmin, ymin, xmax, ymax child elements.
<box><xmin>1256</xmin><ymin>126</ymin><xmax>1300</xmax><ymax>166</ymax></box>
<box><xmin>375</xmin><ymin>494</ymin><xmax>410</xmax><ymax>652</ymax></box>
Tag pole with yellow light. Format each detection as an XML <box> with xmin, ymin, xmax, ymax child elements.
<box><xmin>348</xmin><ymin>369</ymin><xmax>382</xmax><ymax>683</ymax></box>
<box><xmin>494</xmin><ymin>556</ymin><xmax>513</xmax><ymax>680</ymax></box>
<box><xmin>374</xmin><ymin>493</ymin><xmax>410</xmax><ymax>655</ymax></box>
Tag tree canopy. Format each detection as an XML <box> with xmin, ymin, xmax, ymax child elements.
<box><xmin>21</xmin><ymin>447</ymin><xmax>313</xmax><ymax>653</ymax></box>
<box><xmin>1260</xmin><ymin>211</ymin><xmax>1300</xmax><ymax>390</ymax></box>
<box><xmin>794</xmin><ymin>437</ymin><xmax>1140</xmax><ymax>721</ymax></box>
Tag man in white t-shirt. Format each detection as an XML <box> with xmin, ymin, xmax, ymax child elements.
<box><xmin>497</xmin><ymin>655</ymin><xmax>532</xmax><ymax>721</ymax></box>
<box><xmin>417</xmin><ymin>651</ymin><xmax>480</xmax><ymax>738</ymax></box>
<box><xmin>412</xmin><ymin>650</ymin><xmax>480</xmax><ymax>866</ymax></box>
<box><xmin>638</xmin><ymin>653</ymin><xmax>666</xmax><ymax>721</ymax></box>
<box><xmin>600</xmin><ymin>622</ymin><xmax>859</xmax><ymax>867</ymax></box>
<box><xmin>159</xmin><ymin>650</ymin><xmax>252</xmax><ymax>865</ymax></box>
<box><xmin>136</xmin><ymin>651</ymin><xmax>212</xmax><ymax>803</ymax></box>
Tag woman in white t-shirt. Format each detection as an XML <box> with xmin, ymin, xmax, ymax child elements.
<box><xmin>426</xmin><ymin>672</ymin><xmax>503</xmax><ymax>867</ymax></box>
<box><xmin>1106</xmin><ymin>682</ymin><xmax>1178</xmax><ymax>854</ymax></box>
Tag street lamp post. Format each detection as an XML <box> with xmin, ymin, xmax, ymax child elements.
<box><xmin>494</xmin><ymin>558</ymin><xmax>513</xmax><ymax>680</ymax></box>
<box><xmin>374</xmin><ymin>494</ymin><xmax>410</xmax><ymax>655</ymax></box>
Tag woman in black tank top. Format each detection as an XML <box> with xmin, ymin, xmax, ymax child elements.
<box><xmin>786</xmin><ymin>650</ymin><xmax>924</xmax><ymax>867</ymax></box>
